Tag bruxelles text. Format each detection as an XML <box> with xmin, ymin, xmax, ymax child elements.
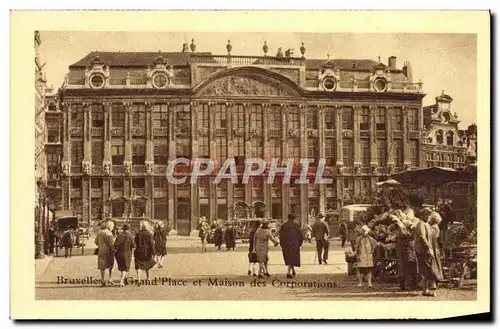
<box><xmin>164</xmin><ymin>158</ymin><xmax>334</xmax><ymax>185</ymax></box>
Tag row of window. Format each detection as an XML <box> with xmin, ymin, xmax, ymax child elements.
<box><xmin>68</xmin><ymin>104</ymin><xmax>420</xmax><ymax>131</ymax></box>
<box><xmin>70</xmin><ymin>138</ymin><xmax>419</xmax><ymax>167</ymax></box>
<box><xmin>426</xmin><ymin>153</ymin><xmax>465</xmax><ymax>163</ymax></box>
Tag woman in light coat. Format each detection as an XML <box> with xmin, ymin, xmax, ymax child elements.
<box><xmin>355</xmin><ymin>225</ymin><xmax>379</xmax><ymax>287</ymax></box>
<box><xmin>95</xmin><ymin>220</ymin><xmax>115</xmax><ymax>286</ymax></box>
<box><xmin>253</xmin><ymin>219</ymin><xmax>279</xmax><ymax>278</ymax></box>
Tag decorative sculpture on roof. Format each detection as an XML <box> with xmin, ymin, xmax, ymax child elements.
<box><xmin>199</xmin><ymin>75</ymin><xmax>294</xmax><ymax>97</ymax></box>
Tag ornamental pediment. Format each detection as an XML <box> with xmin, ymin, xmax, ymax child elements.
<box><xmin>197</xmin><ymin>74</ymin><xmax>299</xmax><ymax>97</ymax></box>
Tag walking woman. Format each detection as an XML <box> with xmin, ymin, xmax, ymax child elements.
<box><xmin>279</xmin><ymin>214</ymin><xmax>303</xmax><ymax>278</ymax></box>
<box><xmin>428</xmin><ymin>212</ymin><xmax>444</xmax><ymax>290</ymax></box>
<box><xmin>214</xmin><ymin>222</ymin><xmax>224</xmax><ymax>251</ymax></box>
<box><xmin>95</xmin><ymin>220</ymin><xmax>115</xmax><ymax>286</ymax></box>
<box><xmin>253</xmin><ymin>219</ymin><xmax>279</xmax><ymax>279</ymax></box>
<box><xmin>114</xmin><ymin>224</ymin><xmax>135</xmax><ymax>287</ymax></box>
<box><xmin>395</xmin><ymin>221</ymin><xmax>418</xmax><ymax>291</ymax></box>
<box><xmin>153</xmin><ymin>222</ymin><xmax>167</xmax><ymax>268</ymax></box>
<box><xmin>134</xmin><ymin>221</ymin><xmax>156</xmax><ymax>281</ymax></box>
<box><xmin>198</xmin><ymin>217</ymin><xmax>211</xmax><ymax>253</ymax></box>
<box><xmin>414</xmin><ymin>208</ymin><xmax>441</xmax><ymax>297</ymax></box>
<box><xmin>247</xmin><ymin>221</ymin><xmax>260</xmax><ymax>276</ymax></box>
<box><xmin>355</xmin><ymin>225</ymin><xmax>378</xmax><ymax>287</ymax></box>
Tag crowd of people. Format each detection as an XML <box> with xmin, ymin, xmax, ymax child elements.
<box><xmin>94</xmin><ymin>220</ymin><xmax>168</xmax><ymax>287</ymax></box>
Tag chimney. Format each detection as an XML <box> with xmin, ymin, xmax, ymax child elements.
<box><xmin>182</xmin><ymin>43</ymin><xmax>189</xmax><ymax>52</ymax></box>
<box><xmin>388</xmin><ymin>56</ymin><xmax>397</xmax><ymax>69</ymax></box>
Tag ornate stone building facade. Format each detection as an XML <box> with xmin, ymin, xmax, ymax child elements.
<box><xmin>52</xmin><ymin>41</ymin><xmax>426</xmax><ymax>235</ymax></box>
<box><xmin>35</xmin><ymin>31</ymin><xmax>46</xmax><ymax>195</ymax></box>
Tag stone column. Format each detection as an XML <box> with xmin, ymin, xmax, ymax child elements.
<box><xmin>318</xmin><ymin>105</ymin><xmax>326</xmax><ymax>214</ymax></box>
<box><xmin>168</xmin><ymin>103</ymin><xmax>176</xmax><ymax>231</ymax></box>
<box><xmin>386</xmin><ymin>106</ymin><xmax>395</xmax><ymax>169</ymax></box>
<box><xmin>208</xmin><ymin>102</ymin><xmax>217</xmax><ymax>223</ymax></box>
<box><xmin>299</xmin><ymin>104</ymin><xmax>308</xmax><ymax>225</ymax></box>
<box><xmin>353</xmin><ymin>105</ymin><xmax>361</xmax><ymax>198</ymax></box>
<box><xmin>281</xmin><ymin>104</ymin><xmax>289</xmax><ymax>221</ymax></box>
<box><xmin>244</xmin><ymin>103</ymin><xmax>252</xmax><ymax>207</ymax></box>
<box><xmin>336</xmin><ymin>106</ymin><xmax>343</xmax><ymax>166</ymax></box>
<box><xmin>190</xmin><ymin>102</ymin><xmax>199</xmax><ymax>232</ymax></box>
<box><xmin>403</xmin><ymin>106</ymin><xmax>412</xmax><ymax>167</ymax></box>
<box><xmin>262</xmin><ymin>103</ymin><xmax>271</xmax><ymax>218</ymax></box>
<box><xmin>123</xmin><ymin>102</ymin><xmax>132</xmax><ymax>171</ymax></box>
<box><xmin>61</xmin><ymin>102</ymin><xmax>70</xmax><ymax>169</ymax></box>
<box><xmin>370</xmin><ymin>105</ymin><xmax>378</xmax><ymax>169</ymax></box>
<box><xmin>145</xmin><ymin>102</ymin><xmax>153</xmax><ymax>218</ymax></box>
<box><xmin>225</xmin><ymin>102</ymin><xmax>234</xmax><ymax>220</ymax></box>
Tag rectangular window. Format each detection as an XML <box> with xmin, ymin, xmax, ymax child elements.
<box><xmin>233</xmin><ymin>137</ymin><xmax>244</xmax><ymax>157</ymax></box>
<box><xmin>153</xmin><ymin>104</ymin><xmax>169</xmax><ymax>127</ymax></box>
<box><xmin>71</xmin><ymin>178</ymin><xmax>81</xmax><ymax>189</ymax></box>
<box><xmin>342</xmin><ymin>107</ymin><xmax>353</xmax><ymax>130</ymax></box>
<box><xmin>251</xmin><ymin>106</ymin><xmax>263</xmax><ymax>129</ymax></box>
<box><xmin>71</xmin><ymin>105</ymin><xmax>84</xmax><ymax>126</ymax></box>
<box><xmin>131</xmin><ymin>104</ymin><xmax>146</xmax><ymax>128</ymax></box>
<box><xmin>132</xmin><ymin>178</ymin><xmax>145</xmax><ymax>189</ymax></box>
<box><xmin>47</xmin><ymin>121</ymin><xmax>60</xmax><ymax>143</ymax></box>
<box><xmin>46</xmin><ymin>153</ymin><xmax>59</xmax><ymax>180</ymax></box>
<box><xmin>71</xmin><ymin>198</ymin><xmax>83</xmax><ymax>216</ymax></box>
<box><xmin>288</xmin><ymin>138</ymin><xmax>300</xmax><ymax>162</ymax></box>
<box><xmin>176</xmin><ymin>105</ymin><xmax>191</xmax><ymax>134</ymax></box>
<box><xmin>176</xmin><ymin>138</ymin><xmax>191</xmax><ymax>159</ymax></box>
<box><xmin>271</xmin><ymin>202</ymin><xmax>282</xmax><ymax>220</ymax></box>
<box><xmin>154</xmin><ymin>177</ymin><xmax>167</xmax><ymax>188</ymax></box>
<box><xmin>233</xmin><ymin>105</ymin><xmax>244</xmax><ymax>129</ymax></box>
<box><xmin>307</xmin><ymin>138</ymin><xmax>319</xmax><ymax>164</ymax></box>
<box><xmin>215</xmin><ymin>105</ymin><xmax>227</xmax><ymax>129</ymax></box>
<box><xmin>288</xmin><ymin>111</ymin><xmax>299</xmax><ymax>130</ymax></box>
<box><xmin>91</xmin><ymin>178</ymin><xmax>103</xmax><ymax>189</ymax></box>
<box><xmin>360</xmin><ymin>107</ymin><xmax>370</xmax><ymax>131</ymax></box>
<box><xmin>132</xmin><ymin>143</ymin><xmax>146</xmax><ymax>165</ymax></box>
<box><xmin>393</xmin><ymin>107</ymin><xmax>403</xmax><ymax>130</ymax></box>
<box><xmin>198</xmin><ymin>104</ymin><xmax>210</xmax><ymax>130</ymax></box>
<box><xmin>111</xmin><ymin>104</ymin><xmax>125</xmax><ymax>127</ymax></box>
<box><xmin>376</xmin><ymin>108</ymin><xmax>386</xmax><ymax>131</ymax></box>
<box><xmin>360</xmin><ymin>139</ymin><xmax>370</xmax><ymax>166</ymax></box>
<box><xmin>251</xmin><ymin>139</ymin><xmax>263</xmax><ymax>157</ymax></box>
<box><xmin>91</xmin><ymin>104</ymin><xmax>104</xmax><ymax>127</ymax></box>
<box><xmin>270</xmin><ymin>139</ymin><xmax>281</xmax><ymax>158</ymax></box>
<box><xmin>394</xmin><ymin>139</ymin><xmax>403</xmax><ymax>167</ymax></box>
<box><xmin>325</xmin><ymin>110</ymin><xmax>336</xmax><ymax>130</ymax></box>
<box><xmin>325</xmin><ymin>138</ymin><xmax>336</xmax><ymax>166</ymax></box>
<box><xmin>91</xmin><ymin>141</ymin><xmax>103</xmax><ymax>165</ymax></box>
<box><xmin>71</xmin><ymin>142</ymin><xmax>83</xmax><ymax>164</ymax></box>
<box><xmin>154</xmin><ymin>143</ymin><xmax>168</xmax><ymax>165</ymax></box>
<box><xmin>269</xmin><ymin>107</ymin><xmax>281</xmax><ymax>129</ymax></box>
<box><xmin>216</xmin><ymin>137</ymin><xmax>227</xmax><ymax>163</ymax></box>
<box><xmin>198</xmin><ymin>136</ymin><xmax>210</xmax><ymax>158</ymax></box>
<box><xmin>342</xmin><ymin>139</ymin><xmax>354</xmax><ymax>166</ymax></box>
<box><xmin>307</xmin><ymin>111</ymin><xmax>318</xmax><ymax>129</ymax></box>
<box><xmin>111</xmin><ymin>144</ymin><xmax>124</xmax><ymax>165</ymax></box>
<box><xmin>408</xmin><ymin>108</ymin><xmax>419</xmax><ymax>131</ymax></box>
<box><xmin>377</xmin><ymin>139</ymin><xmax>387</xmax><ymax>166</ymax></box>
<box><xmin>112</xmin><ymin>178</ymin><xmax>123</xmax><ymax>189</ymax></box>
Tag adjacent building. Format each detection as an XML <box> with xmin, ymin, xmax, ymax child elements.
<box><xmin>35</xmin><ymin>31</ymin><xmax>46</xmax><ymax>200</ymax></box>
<box><xmin>48</xmin><ymin>41</ymin><xmax>426</xmax><ymax>235</ymax></box>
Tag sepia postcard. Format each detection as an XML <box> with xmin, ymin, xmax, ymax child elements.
<box><xmin>10</xmin><ymin>10</ymin><xmax>490</xmax><ymax>320</ymax></box>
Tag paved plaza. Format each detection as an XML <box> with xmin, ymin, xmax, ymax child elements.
<box><xmin>35</xmin><ymin>237</ymin><xmax>477</xmax><ymax>301</ymax></box>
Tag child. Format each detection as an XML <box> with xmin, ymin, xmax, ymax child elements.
<box><xmin>355</xmin><ymin>225</ymin><xmax>379</xmax><ymax>287</ymax></box>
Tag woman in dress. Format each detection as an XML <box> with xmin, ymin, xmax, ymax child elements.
<box><xmin>355</xmin><ymin>225</ymin><xmax>378</xmax><ymax>287</ymax></box>
<box><xmin>224</xmin><ymin>223</ymin><xmax>236</xmax><ymax>251</ymax></box>
<box><xmin>213</xmin><ymin>222</ymin><xmax>224</xmax><ymax>251</ymax></box>
<box><xmin>114</xmin><ymin>224</ymin><xmax>135</xmax><ymax>287</ymax></box>
<box><xmin>95</xmin><ymin>220</ymin><xmax>115</xmax><ymax>286</ymax></box>
<box><xmin>279</xmin><ymin>214</ymin><xmax>303</xmax><ymax>278</ymax></box>
<box><xmin>428</xmin><ymin>212</ymin><xmax>444</xmax><ymax>290</ymax></box>
<box><xmin>247</xmin><ymin>221</ymin><xmax>260</xmax><ymax>276</ymax></box>
<box><xmin>134</xmin><ymin>221</ymin><xmax>156</xmax><ymax>281</ymax></box>
<box><xmin>198</xmin><ymin>217</ymin><xmax>211</xmax><ymax>253</ymax></box>
<box><xmin>414</xmin><ymin>208</ymin><xmax>441</xmax><ymax>297</ymax></box>
<box><xmin>253</xmin><ymin>219</ymin><xmax>279</xmax><ymax>279</ymax></box>
<box><xmin>153</xmin><ymin>222</ymin><xmax>167</xmax><ymax>268</ymax></box>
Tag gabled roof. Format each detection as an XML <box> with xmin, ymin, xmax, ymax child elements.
<box><xmin>69</xmin><ymin>51</ymin><xmax>215</xmax><ymax>68</ymax></box>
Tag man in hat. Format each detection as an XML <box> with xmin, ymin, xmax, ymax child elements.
<box><xmin>312</xmin><ymin>213</ymin><xmax>330</xmax><ymax>265</ymax></box>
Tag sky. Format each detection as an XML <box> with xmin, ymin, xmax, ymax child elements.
<box><xmin>38</xmin><ymin>32</ymin><xmax>477</xmax><ymax>128</ymax></box>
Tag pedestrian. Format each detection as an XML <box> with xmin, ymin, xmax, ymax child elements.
<box><xmin>302</xmin><ymin>223</ymin><xmax>312</xmax><ymax>243</ymax></box>
<box><xmin>414</xmin><ymin>208</ymin><xmax>441</xmax><ymax>297</ymax></box>
<box><xmin>247</xmin><ymin>221</ymin><xmax>260</xmax><ymax>276</ymax></box>
<box><xmin>61</xmin><ymin>229</ymin><xmax>74</xmax><ymax>258</ymax></box>
<box><xmin>339</xmin><ymin>220</ymin><xmax>347</xmax><ymax>248</ymax></box>
<box><xmin>355</xmin><ymin>225</ymin><xmax>378</xmax><ymax>287</ymax></box>
<box><xmin>439</xmin><ymin>201</ymin><xmax>454</xmax><ymax>247</ymax></box>
<box><xmin>47</xmin><ymin>224</ymin><xmax>55</xmax><ymax>254</ymax></box>
<box><xmin>153</xmin><ymin>222</ymin><xmax>167</xmax><ymax>268</ymax></box>
<box><xmin>95</xmin><ymin>220</ymin><xmax>115</xmax><ymax>286</ymax></box>
<box><xmin>395</xmin><ymin>221</ymin><xmax>418</xmax><ymax>291</ymax></box>
<box><xmin>114</xmin><ymin>224</ymin><xmax>135</xmax><ymax>287</ymax></box>
<box><xmin>134</xmin><ymin>220</ymin><xmax>156</xmax><ymax>281</ymax></box>
<box><xmin>312</xmin><ymin>213</ymin><xmax>330</xmax><ymax>265</ymax></box>
<box><xmin>253</xmin><ymin>218</ymin><xmax>279</xmax><ymax>278</ymax></box>
<box><xmin>224</xmin><ymin>222</ymin><xmax>236</xmax><ymax>251</ymax></box>
<box><xmin>198</xmin><ymin>217</ymin><xmax>210</xmax><ymax>253</ymax></box>
<box><xmin>428</xmin><ymin>212</ymin><xmax>444</xmax><ymax>290</ymax></box>
<box><xmin>279</xmin><ymin>214</ymin><xmax>303</xmax><ymax>278</ymax></box>
<box><xmin>214</xmin><ymin>222</ymin><xmax>223</xmax><ymax>251</ymax></box>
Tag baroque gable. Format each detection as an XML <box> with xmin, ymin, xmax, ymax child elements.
<box><xmin>197</xmin><ymin>73</ymin><xmax>300</xmax><ymax>97</ymax></box>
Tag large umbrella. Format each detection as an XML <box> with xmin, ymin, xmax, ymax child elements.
<box><xmin>460</xmin><ymin>163</ymin><xmax>477</xmax><ymax>181</ymax></box>
<box><xmin>376</xmin><ymin>179</ymin><xmax>401</xmax><ymax>188</ymax></box>
<box><xmin>390</xmin><ymin>166</ymin><xmax>461</xmax><ymax>204</ymax></box>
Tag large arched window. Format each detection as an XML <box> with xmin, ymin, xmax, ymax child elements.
<box><xmin>446</xmin><ymin>131</ymin><xmax>454</xmax><ymax>146</ymax></box>
<box><xmin>436</xmin><ymin>131</ymin><xmax>444</xmax><ymax>144</ymax></box>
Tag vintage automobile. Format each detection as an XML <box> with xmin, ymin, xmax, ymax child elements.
<box><xmin>53</xmin><ymin>214</ymin><xmax>86</xmax><ymax>256</ymax></box>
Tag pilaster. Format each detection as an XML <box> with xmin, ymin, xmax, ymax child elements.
<box><xmin>103</xmin><ymin>102</ymin><xmax>112</xmax><ymax>163</ymax></box>
<box><xmin>336</xmin><ymin>106</ymin><xmax>343</xmax><ymax>166</ymax></box>
<box><xmin>370</xmin><ymin>105</ymin><xmax>378</xmax><ymax>167</ymax></box>
<box><xmin>318</xmin><ymin>105</ymin><xmax>326</xmax><ymax>214</ymax></box>
<box><xmin>299</xmin><ymin>104</ymin><xmax>308</xmax><ymax>224</ymax></box>
<box><xmin>386</xmin><ymin>106</ymin><xmax>395</xmax><ymax>166</ymax></box>
<box><xmin>353</xmin><ymin>105</ymin><xmax>361</xmax><ymax>166</ymax></box>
